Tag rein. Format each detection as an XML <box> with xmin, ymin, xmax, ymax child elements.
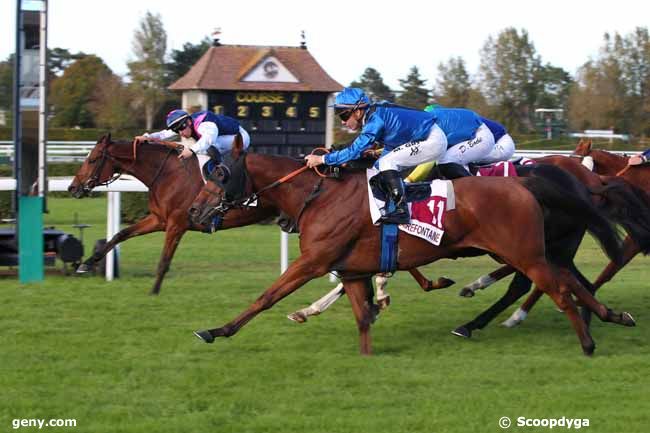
<box><xmin>210</xmin><ymin>153</ymin><xmax>329</xmax><ymax>218</ymax></box>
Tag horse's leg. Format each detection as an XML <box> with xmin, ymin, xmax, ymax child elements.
<box><xmin>408</xmin><ymin>268</ymin><xmax>455</xmax><ymax>292</ymax></box>
<box><xmin>459</xmin><ymin>264</ymin><xmax>515</xmax><ymax>297</ymax></box>
<box><xmin>592</xmin><ymin>236</ymin><xmax>640</xmax><ymax>290</ymax></box>
<box><xmin>342</xmin><ymin>277</ymin><xmax>375</xmax><ymax>355</ymax></box>
<box><xmin>286</xmin><ymin>282</ymin><xmax>345</xmax><ymax>323</ymax></box>
<box><xmin>452</xmin><ymin>271</ymin><xmax>532</xmax><ymax>337</ymax></box>
<box><xmin>194</xmin><ymin>252</ymin><xmax>331</xmax><ymax>343</ymax></box>
<box><xmin>77</xmin><ymin>213</ymin><xmax>163</xmax><ymax>273</ymax></box>
<box><xmin>149</xmin><ymin>222</ymin><xmax>188</xmax><ymax>295</ymax></box>
<box><xmin>375</xmin><ymin>274</ymin><xmax>391</xmax><ymax>309</ymax></box>
<box><xmin>525</xmin><ymin>263</ymin><xmax>596</xmax><ymax>356</ymax></box>
<box><xmin>502</xmin><ymin>288</ymin><xmax>543</xmax><ymax>327</ymax></box>
<box><xmin>558</xmin><ymin>268</ymin><xmax>636</xmax><ymax>328</ymax></box>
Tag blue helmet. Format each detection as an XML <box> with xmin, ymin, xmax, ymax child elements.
<box><xmin>166</xmin><ymin>109</ymin><xmax>190</xmax><ymax>131</ymax></box>
<box><xmin>332</xmin><ymin>87</ymin><xmax>370</xmax><ymax>108</ymax></box>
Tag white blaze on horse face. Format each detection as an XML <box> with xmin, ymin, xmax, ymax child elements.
<box><xmin>581</xmin><ymin>156</ymin><xmax>594</xmax><ymax>171</ymax></box>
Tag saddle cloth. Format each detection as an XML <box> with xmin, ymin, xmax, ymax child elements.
<box><xmin>366</xmin><ymin>168</ymin><xmax>456</xmax><ymax>246</ymax></box>
<box><xmin>476</xmin><ymin>160</ymin><xmax>518</xmax><ymax>177</ymax></box>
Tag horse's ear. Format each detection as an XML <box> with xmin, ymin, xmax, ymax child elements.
<box><xmin>231</xmin><ymin>133</ymin><xmax>244</xmax><ymax>159</ymax></box>
<box><xmin>107</xmin><ymin>132</ymin><xmax>112</xmax><ymax>143</ymax></box>
<box><xmin>586</xmin><ymin>138</ymin><xmax>592</xmax><ymax>150</ymax></box>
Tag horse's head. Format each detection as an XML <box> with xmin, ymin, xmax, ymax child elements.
<box><xmin>573</xmin><ymin>138</ymin><xmax>593</xmax><ymax>157</ymax></box>
<box><xmin>68</xmin><ymin>134</ymin><xmax>120</xmax><ymax>198</ymax></box>
<box><xmin>189</xmin><ymin>133</ymin><xmax>248</xmax><ymax>225</ymax></box>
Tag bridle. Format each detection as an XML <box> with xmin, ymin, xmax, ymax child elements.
<box><xmin>203</xmin><ymin>148</ymin><xmax>334</xmax><ymax>217</ymax></box>
<box><xmin>82</xmin><ymin>142</ymin><xmax>190</xmax><ymax>193</ymax></box>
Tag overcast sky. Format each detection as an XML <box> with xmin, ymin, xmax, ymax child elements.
<box><xmin>1</xmin><ymin>0</ymin><xmax>648</xmax><ymax>89</ymax></box>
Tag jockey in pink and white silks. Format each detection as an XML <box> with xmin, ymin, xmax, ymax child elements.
<box><xmin>138</xmin><ymin>109</ymin><xmax>250</xmax><ymax>166</ymax></box>
<box><xmin>305</xmin><ymin>87</ymin><xmax>495</xmax><ymax>224</ymax></box>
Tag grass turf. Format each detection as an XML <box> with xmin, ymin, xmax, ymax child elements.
<box><xmin>1</xmin><ymin>197</ymin><xmax>649</xmax><ymax>432</ymax></box>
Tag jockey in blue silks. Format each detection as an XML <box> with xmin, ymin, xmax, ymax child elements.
<box><xmin>304</xmin><ymin>87</ymin><xmax>495</xmax><ymax>224</ymax></box>
<box><xmin>135</xmin><ymin>109</ymin><xmax>250</xmax><ymax>165</ymax></box>
<box><xmin>424</xmin><ymin>104</ymin><xmax>516</xmax><ymax>165</ymax></box>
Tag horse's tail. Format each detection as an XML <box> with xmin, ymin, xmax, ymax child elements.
<box><xmin>521</xmin><ymin>164</ymin><xmax>624</xmax><ymax>265</ymax></box>
<box><xmin>589</xmin><ymin>177</ymin><xmax>650</xmax><ymax>255</ymax></box>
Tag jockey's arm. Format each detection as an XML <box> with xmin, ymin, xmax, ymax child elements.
<box><xmin>192</xmin><ymin>122</ymin><xmax>220</xmax><ymax>155</ymax></box>
<box><xmin>322</xmin><ymin>116</ymin><xmax>384</xmax><ymax>166</ymax></box>
<box><xmin>138</xmin><ymin>129</ymin><xmax>177</xmax><ymax>142</ymax></box>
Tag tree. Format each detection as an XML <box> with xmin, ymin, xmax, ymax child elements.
<box><xmin>478</xmin><ymin>28</ymin><xmax>541</xmax><ymax>132</ymax></box>
<box><xmin>396</xmin><ymin>66</ymin><xmax>429</xmax><ymax>109</ymax></box>
<box><xmin>433</xmin><ymin>57</ymin><xmax>471</xmax><ymax>108</ymax></box>
<box><xmin>349</xmin><ymin>67</ymin><xmax>395</xmax><ymax>102</ymax></box>
<box><xmin>567</xmin><ymin>29</ymin><xmax>650</xmax><ymax>135</ymax></box>
<box><xmin>128</xmin><ymin>11</ymin><xmax>168</xmax><ymax>130</ymax></box>
<box><xmin>89</xmin><ymin>74</ymin><xmax>139</xmax><ymax>131</ymax></box>
<box><xmin>534</xmin><ymin>64</ymin><xmax>573</xmax><ymax>110</ymax></box>
<box><xmin>49</xmin><ymin>55</ymin><xmax>113</xmax><ymax>127</ymax></box>
<box><xmin>166</xmin><ymin>38</ymin><xmax>211</xmax><ymax>85</ymax></box>
<box><xmin>0</xmin><ymin>55</ymin><xmax>14</xmax><ymax>111</ymax></box>
<box><xmin>48</xmin><ymin>48</ymin><xmax>87</xmax><ymax>77</ymax></box>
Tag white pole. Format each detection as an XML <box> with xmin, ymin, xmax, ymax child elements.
<box><xmin>37</xmin><ymin>0</ymin><xmax>47</xmax><ymax>196</ymax></box>
<box><xmin>280</xmin><ymin>230</ymin><xmax>289</xmax><ymax>274</ymax></box>
<box><xmin>105</xmin><ymin>191</ymin><xmax>121</xmax><ymax>280</ymax></box>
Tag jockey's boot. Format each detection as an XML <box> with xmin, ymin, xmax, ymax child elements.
<box><xmin>206</xmin><ymin>146</ymin><xmax>222</xmax><ymax>164</ymax></box>
<box><xmin>379</xmin><ymin>170</ymin><xmax>410</xmax><ymax>224</ymax></box>
<box><xmin>439</xmin><ymin>163</ymin><xmax>472</xmax><ymax>179</ymax></box>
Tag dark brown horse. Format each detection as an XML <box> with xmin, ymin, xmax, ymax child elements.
<box><xmin>573</xmin><ymin>139</ymin><xmax>650</xmax><ymax>289</ymax></box>
<box><xmin>188</xmin><ymin>137</ymin><xmax>635</xmax><ymax>355</ymax></box>
<box><xmin>453</xmin><ymin>154</ymin><xmax>650</xmax><ymax>335</ymax></box>
<box><xmin>68</xmin><ymin>135</ymin><xmax>277</xmax><ymax>294</ymax></box>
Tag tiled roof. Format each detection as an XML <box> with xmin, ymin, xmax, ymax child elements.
<box><xmin>169</xmin><ymin>45</ymin><xmax>343</xmax><ymax>92</ymax></box>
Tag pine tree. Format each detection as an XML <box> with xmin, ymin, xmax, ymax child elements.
<box><xmin>396</xmin><ymin>66</ymin><xmax>429</xmax><ymax>109</ymax></box>
<box><xmin>350</xmin><ymin>67</ymin><xmax>395</xmax><ymax>102</ymax></box>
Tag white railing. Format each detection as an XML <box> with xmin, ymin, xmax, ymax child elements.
<box><xmin>0</xmin><ymin>141</ymin><xmax>95</xmax><ymax>163</ymax></box>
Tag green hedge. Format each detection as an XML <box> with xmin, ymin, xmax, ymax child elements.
<box><xmin>121</xmin><ymin>192</ymin><xmax>149</xmax><ymax>223</ymax></box>
<box><xmin>0</xmin><ymin>127</ymin><xmax>143</xmax><ymax>141</ymax></box>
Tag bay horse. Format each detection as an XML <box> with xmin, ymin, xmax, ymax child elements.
<box><xmin>188</xmin><ymin>137</ymin><xmax>635</xmax><ymax>356</ymax></box>
<box><xmin>285</xmin><ymin>156</ymin><xmax>650</xmax><ymax>334</ymax></box>
<box><xmin>67</xmin><ymin>134</ymin><xmax>440</xmax><ymax>297</ymax></box>
<box><xmin>453</xmin><ymin>154</ymin><xmax>650</xmax><ymax>336</ymax></box>
<box><xmin>68</xmin><ymin>135</ymin><xmax>277</xmax><ymax>294</ymax></box>
<box><xmin>572</xmin><ymin>139</ymin><xmax>650</xmax><ymax>290</ymax></box>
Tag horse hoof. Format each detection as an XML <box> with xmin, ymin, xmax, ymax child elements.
<box><xmin>377</xmin><ymin>296</ymin><xmax>391</xmax><ymax>310</ymax></box>
<box><xmin>451</xmin><ymin>326</ymin><xmax>472</xmax><ymax>338</ymax></box>
<box><xmin>458</xmin><ymin>287</ymin><xmax>475</xmax><ymax>298</ymax></box>
<box><xmin>621</xmin><ymin>312</ymin><xmax>636</xmax><ymax>327</ymax></box>
<box><xmin>582</xmin><ymin>343</ymin><xmax>596</xmax><ymax>357</ymax></box>
<box><xmin>76</xmin><ymin>263</ymin><xmax>91</xmax><ymax>274</ymax></box>
<box><xmin>287</xmin><ymin>312</ymin><xmax>308</xmax><ymax>323</ymax></box>
<box><xmin>193</xmin><ymin>330</ymin><xmax>215</xmax><ymax>344</ymax></box>
<box><xmin>437</xmin><ymin>277</ymin><xmax>455</xmax><ymax>289</ymax></box>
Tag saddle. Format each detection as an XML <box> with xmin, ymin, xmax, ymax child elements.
<box><xmin>369</xmin><ymin>175</ymin><xmax>432</xmax><ymax>203</ymax></box>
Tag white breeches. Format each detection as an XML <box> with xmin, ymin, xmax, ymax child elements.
<box><xmin>213</xmin><ymin>126</ymin><xmax>251</xmax><ymax>155</ymax></box>
<box><xmin>376</xmin><ymin>124</ymin><xmax>448</xmax><ymax>171</ymax></box>
<box><xmin>438</xmin><ymin>123</ymin><xmax>496</xmax><ymax>166</ymax></box>
<box><xmin>476</xmin><ymin>133</ymin><xmax>516</xmax><ymax>164</ymax></box>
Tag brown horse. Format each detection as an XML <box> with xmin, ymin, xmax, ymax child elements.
<box><xmin>188</xmin><ymin>138</ymin><xmax>635</xmax><ymax>355</ymax></box>
<box><xmin>453</xmin><ymin>154</ymin><xmax>650</xmax><ymax>335</ymax></box>
<box><xmin>67</xmin><ymin>135</ymin><xmax>277</xmax><ymax>294</ymax></box>
<box><xmin>573</xmin><ymin>139</ymin><xmax>650</xmax><ymax>289</ymax></box>
<box><xmin>68</xmin><ymin>135</ymin><xmax>445</xmax><ymax>297</ymax></box>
